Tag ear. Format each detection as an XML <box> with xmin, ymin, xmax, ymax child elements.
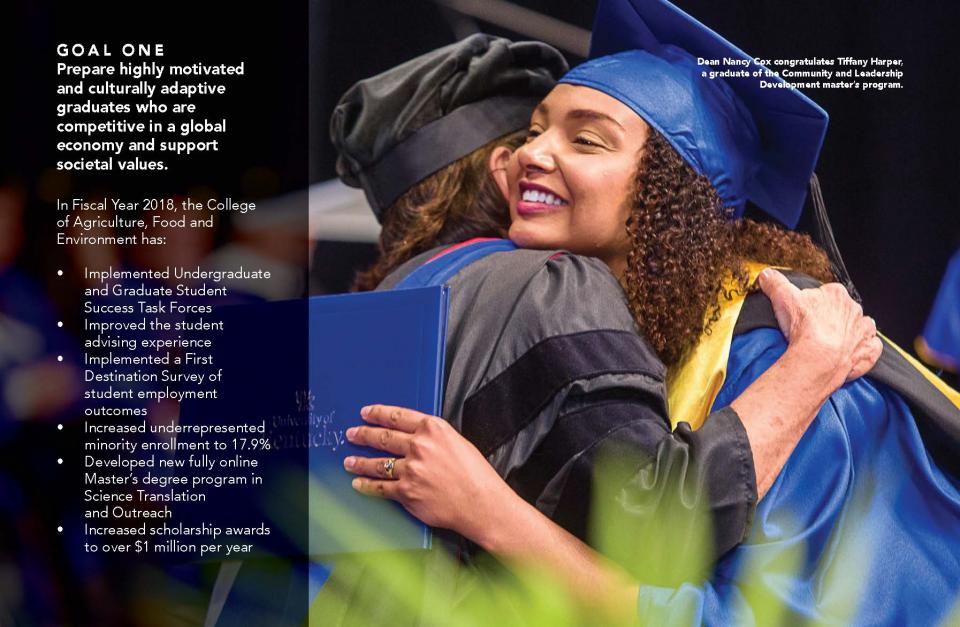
<box><xmin>489</xmin><ymin>146</ymin><xmax>512</xmax><ymax>202</ymax></box>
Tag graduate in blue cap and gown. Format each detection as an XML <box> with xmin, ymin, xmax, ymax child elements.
<box><xmin>344</xmin><ymin>0</ymin><xmax>960</xmax><ymax>624</ymax></box>
<box><xmin>578</xmin><ymin>1</ymin><xmax>960</xmax><ymax>622</ymax></box>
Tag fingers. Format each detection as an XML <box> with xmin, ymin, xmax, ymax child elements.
<box><xmin>758</xmin><ymin>269</ymin><xmax>800</xmax><ymax>340</ymax></box>
<box><xmin>845</xmin><ymin>315</ymin><xmax>881</xmax><ymax>382</ymax></box>
<box><xmin>867</xmin><ymin>336</ymin><xmax>884</xmax><ymax>365</ymax></box>
<box><xmin>350</xmin><ymin>476</ymin><xmax>402</xmax><ymax>500</ymax></box>
<box><xmin>343</xmin><ymin>455</ymin><xmax>403</xmax><ymax>480</ymax></box>
<box><xmin>838</xmin><ymin>310</ymin><xmax>879</xmax><ymax>382</ymax></box>
<box><xmin>758</xmin><ymin>268</ymin><xmax>800</xmax><ymax>303</ymax></box>
<box><xmin>346</xmin><ymin>425</ymin><xmax>411</xmax><ymax>455</ymax></box>
<box><xmin>360</xmin><ymin>404</ymin><xmax>429</xmax><ymax>434</ymax></box>
<box><xmin>847</xmin><ymin>336</ymin><xmax>884</xmax><ymax>381</ymax></box>
<box><xmin>854</xmin><ymin>314</ymin><xmax>877</xmax><ymax>347</ymax></box>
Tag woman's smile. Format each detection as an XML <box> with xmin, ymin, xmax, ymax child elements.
<box><xmin>517</xmin><ymin>181</ymin><xmax>568</xmax><ymax>216</ymax></box>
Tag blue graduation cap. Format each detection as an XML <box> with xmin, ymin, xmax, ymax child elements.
<box><xmin>559</xmin><ymin>0</ymin><xmax>828</xmax><ymax>228</ymax></box>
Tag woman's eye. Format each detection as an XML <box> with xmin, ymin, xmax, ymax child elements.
<box><xmin>574</xmin><ymin>136</ymin><xmax>600</xmax><ymax>147</ymax></box>
<box><xmin>524</xmin><ymin>128</ymin><xmax>541</xmax><ymax>142</ymax></box>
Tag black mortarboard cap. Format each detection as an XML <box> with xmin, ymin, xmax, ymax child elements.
<box><xmin>331</xmin><ymin>34</ymin><xmax>568</xmax><ymax>222</ymax></box>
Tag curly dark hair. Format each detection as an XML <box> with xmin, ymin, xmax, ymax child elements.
<box><xmin>622</xmin><ymin>130</ymin><xmax>836</xmax><ymax>367</ymax></box>
<box><xmin>352</xmin><ymin>130</ymin><xmax>526</xmax><ymax>291</ymax></box>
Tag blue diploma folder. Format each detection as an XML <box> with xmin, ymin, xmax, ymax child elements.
<box><xmin>307</xmin><ymin>286</ymin><xmax>447</xmax><ymax>553</ymax></box>
<box><xmin>178</xmin><ymin>286</ymin><xmax>448</xmax><ymax>557</ymax></box>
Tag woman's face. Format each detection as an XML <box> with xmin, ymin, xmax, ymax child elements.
<box><xmin>491</xmin><ymin>84</ymin><xmax>649</xmax><ymax>276</ymax></box>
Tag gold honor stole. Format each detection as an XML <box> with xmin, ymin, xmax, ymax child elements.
<box><xmin>667</xmin><ymin>262</ymin><xmax>960</xmax><ymax>431</ymax></box>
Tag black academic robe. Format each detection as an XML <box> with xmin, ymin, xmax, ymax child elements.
<box><xmin>213</xmin><ymin>246</ymin><xmax>760</xmax><ymax>626</ymax></box>
<box><xmin>378</xmin><ymin>246</ymin><xmax>757</xmax><ymax>555</ymax></box>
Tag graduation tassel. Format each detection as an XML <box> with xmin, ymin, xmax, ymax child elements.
<box><xmin>810</xmin><ymin>173</ymin><xmax>861</xmax><ymax>303</ymax></box>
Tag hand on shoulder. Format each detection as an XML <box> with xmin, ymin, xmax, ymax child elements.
<box><xmin>757</xmin><ymin>269</ymin><xmax>882</xmax><ymax>385</ymax></box>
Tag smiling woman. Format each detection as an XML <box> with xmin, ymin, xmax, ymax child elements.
<box><xmin>493</xmin><ymin>80</ymin><xmax>836</xmax><ymax>365</ymax></box>
<box><xmin>309</xmin><ymin>25</ymin><xmax>888</xmax><ymax>626</ymax></box>
<box><xmin>340</xmin><ymin>0</ymin><xmax>960</xmax><ymax>624</ymax></box>
<box><xmin>497</xmin><ymin>87</ymin><xmax>644</xmax><ymax>276</ymax></box>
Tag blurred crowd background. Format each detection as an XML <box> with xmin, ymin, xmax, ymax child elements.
<box><xmin>2</xmin><ymin>0</ymin><xmax>958</xmax><ymax>624</ymax></box>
